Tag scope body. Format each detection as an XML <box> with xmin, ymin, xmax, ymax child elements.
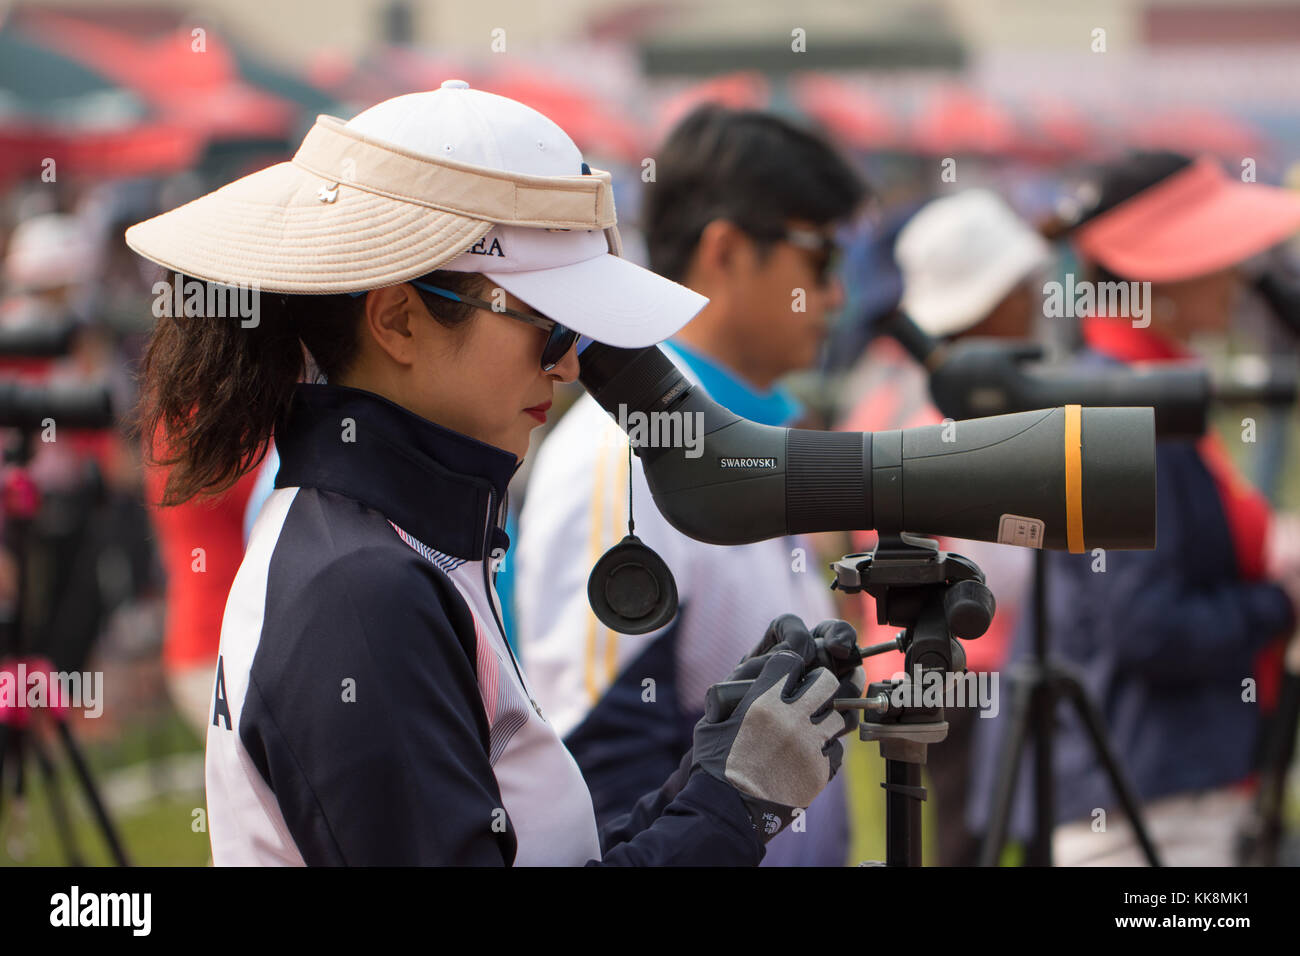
<box><xmin>579</xmin><ymin>342</ymin><xmax>1156</xmax><ymax>554</ymax></box>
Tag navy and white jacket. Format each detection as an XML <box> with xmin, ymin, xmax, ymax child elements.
<box><xmin>205</xmin><ymin>382</ymin><xmax>763</xmax><ymax>866</ymax></box>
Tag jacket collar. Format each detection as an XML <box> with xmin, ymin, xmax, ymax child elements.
<box><xmin>274</xmin><ymin>383</ymin><xmax>517</xmax><ymax>561</ymax></box>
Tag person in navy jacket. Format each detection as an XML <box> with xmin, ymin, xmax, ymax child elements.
<box><xmin>969</xmin><ymin>152</ymin><xmax>1300</xmax><ymax>865</ymax></box>
<box><xmin>125</xmin><ymin>83</ymin><xmax>862</xmax><ymax>865</ymax></box>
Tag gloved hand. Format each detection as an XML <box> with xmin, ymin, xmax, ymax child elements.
<box><xmin>724</xmin><ymin>613</ymin><xmax>809</xmax><ymax>681</ymax></box>
<box><xmin>722</xmin><ymin>615</ymin><xmax>866</xmax><ymax>735</ymax></box>
<box><xmin>811</xmin><ymin>618</ymin><xmax>867</xmax><ymax>737</ymax></box>
<box><xmin>693</xmin><ymin>615</ymin><xmax>861</xmax><ymax>841</ymax></box>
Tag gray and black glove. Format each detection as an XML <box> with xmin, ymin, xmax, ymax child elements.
<box><xmin>811</xmin><ymin>618</ymin><xmax>868</xmax><ymax>737</ymax></box>
<box><xmin>725</xmin><ymin>614</ymin><xmax>820</xmax><ymax>681</ymax></box>
<box><xmin>723</xmin><ymin>615</ymin><xmax>867</xmax><ymax>736</ymax></box>
<box><xmin>692</xmin><ymin>616</ymin><xmax>858</xmax><ymax>841</ymax></box>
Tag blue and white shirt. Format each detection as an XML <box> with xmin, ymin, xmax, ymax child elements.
<box><xmin>205</xmin><ymin>382</ymin><xmax>762</xmax><ymax>866</ymax></box>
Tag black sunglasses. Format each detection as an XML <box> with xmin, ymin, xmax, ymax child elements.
<box><xmin>745</xmin><ymin>224</ymin><xmax>842</xmax><ymax>287</ymax></box>
<box><xmin>351</xmin><ymin>281</ymin><xmax>579</xmax><ymax>372</ymax></box>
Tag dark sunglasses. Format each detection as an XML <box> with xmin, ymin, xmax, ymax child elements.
<box><xmin>350</xmin><ymin>281</ymin><xmax>579</xmax><ymax>372</ymax></box>
<box><xmin>746</xmin><ymin>224</ymin><xmax>842</xmax><ymax>287</ymax></box>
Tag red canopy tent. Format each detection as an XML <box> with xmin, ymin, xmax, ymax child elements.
<box><xmin>652</xmin><ymin>71</ymin><xmax>771</xmax><ymax>142</ymax></box>
<box><xmin>0</xmin><ymin>12</ymin><xmax>202</xmax><ymax>187</ymax></box>
<box><xmin>13</xmin><ymin>8</ymin><xmax>297</xmax><ymax>141</ymax></box>
<box><xmin>307</xmin><ymin>46</ymin><xmax>472</xmax><ymax>114</ymax></box>
<box><xmin>307</xmin><ymin>51</ymin><xmax>644</xmax><ymax>163</ymax></box>
<box><xmin>1014</xmin><ymin>95</ymin><xmax>1102</xmax><ymax>162</ymax></box>
<box><xmin>477</xmin><ymin>66</ymin><xmax>645</xmax><ymax>163</ymax></box>
<box><xmin>0</xmin><ymin>123</ymin><xmax>200</xmax><ymax>187</ymax></box>
<box><xmin>790</xmin><ymin>73</ymin><xmax>900</xmax><ymax>151</ymax></box>
<box><xmin>909</xmin><ymin>86</ymin><xmax>1023</xmax><ymax>156</ymax></box>
<box><xmin>1123</xmin><ymin>107</ymin><xmax>1265</xmax><ymax>161</ymax></box>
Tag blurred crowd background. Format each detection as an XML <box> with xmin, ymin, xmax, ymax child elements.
<box><xmin>2</xmin><ymin>0</ymin><xmax>1299</xmax><ymax>866</ymax></box>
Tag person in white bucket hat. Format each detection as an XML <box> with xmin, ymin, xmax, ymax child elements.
<box><xmin>895</xmin><ymin>188</ymin><xmax>1051</xmax><ymax>340</ymax></box>
<box><xmin>128</xmin><ymin>81</ymin><xmax>853</xmax><ymax>866</ymax></box>
<box><xmin>836</xmin><ymin>188</ymin><xmax>1050</xmax><ymax>865</ymax></box>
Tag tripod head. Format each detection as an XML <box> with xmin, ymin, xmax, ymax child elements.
<box><xmin>832</xmin><ymin>534</ymin><xmax>996</xmax><ymax>866</ymax></box>
<box><xmin>676</xmin><ymin>531</ymin><xmax>993</xmax><ymax>867</ymax></box>
<box><xmin>831</xmin><ymin>534</ymin><xmax>993</xmax><ymax>758</ymax></box>
<box><xmin>709</xmin><ymin>534</ymin><xmax>993</xmax><ymax>730</ymax></box>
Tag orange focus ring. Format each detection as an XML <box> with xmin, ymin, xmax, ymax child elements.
<box><xmin>1064</xmin><ymin>404</ymin><xmax>1084</xmax><ymax>553</ymax></box>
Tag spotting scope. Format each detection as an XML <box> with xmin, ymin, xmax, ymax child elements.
<box><xmin>885</xmin><ymin>312</ymin><xmax>1295</xmax><ymax>438</ymax></box>
<box><xmin>578</xmin><ymin>342</ymin><xmax>1156</xmax><ymax>553</ymax></box>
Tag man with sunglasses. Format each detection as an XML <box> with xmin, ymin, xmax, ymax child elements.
<box><xmin>515</xmin><ymin>104</ymin><xmax>868</xmax><ymax>866</ymax></box>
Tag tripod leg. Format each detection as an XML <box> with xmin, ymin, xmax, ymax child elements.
<box><xmin>884</xmin><ymin>758</ymin><xmax>924</xmax><ymax>867</ymax></box>
<box><xmin>1060</xmin><ymin>677</ymin><xmax>1162</xmax><ymax>867</ymax></box>
<box><xmin>0</xmin><ymin>723</ymin><xmax>9</xmax><ymax>822</ymax></box>
<box><xmin>28</xmin><ymin>729</ymin><xmax>84</xmax><ymax>865</ymax></box>
<box><xmin>1</xmin><ymin>726</ymin><xmax>33</xmax><ymax>861</ymax></box>
<box><xmin>54</xmin><ymin>720</ymin><xmax>130</xmax><ymax>866</ymax></box>
<box><xmin>978</xmin><ymin>671</ymin><xmax>1037</xmax><ymax>866</ymax></box>
<box><xmin>12</xmin><ymin>728</ymin><xmax>25</xmax><ymax>799</ymax></box>
<box><xmin>1029</xmin><ymin>683</ymin><xmax>1055</xmax><ymax>867</ymax></box>
<box><xmin>1245</xmin><ymin>668</ymin><xmax>1300</xmax><ymax>865</ymax></box>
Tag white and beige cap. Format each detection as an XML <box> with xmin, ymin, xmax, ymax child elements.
<box><xmin>125</xmin><ymin>80</ymin><xmax>707</xmax><ymax>348</ymax></box>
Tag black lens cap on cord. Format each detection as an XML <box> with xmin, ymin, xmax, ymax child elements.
<box><xmin>587</xmin><ymin>534</ymin><xmax>679</xmax><ymax>635</ymax></box>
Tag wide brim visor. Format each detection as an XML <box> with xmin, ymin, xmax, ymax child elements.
<box><xmin>1074</xmin><ymin>157</ymin><xmax>1300</xmax><ymax>282</ymax></box>
<box><xmin>125</xmin><ymin>113</ymin><xmax>623</xmax><ymax>295</ymax></box>
<box><xmin>486</xmin><ymin>254</ymin><xmax>708</xmax><ymax>348</ymax></box>
<box><xmin>125</xmin><ymin>161</ymin><xmax>497</xmax><ymax>293</ymax></box>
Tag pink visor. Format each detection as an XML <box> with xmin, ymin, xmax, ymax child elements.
<box><xmin>1073</xmin><ymin>156</ymin><xmax>1300</xmax><ymax>282</ymax></box>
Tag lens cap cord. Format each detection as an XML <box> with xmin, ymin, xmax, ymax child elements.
<box><xmin>587</xmin><ymin>441</ymin><xmax>679</xmax><ymax>634</ymax></box>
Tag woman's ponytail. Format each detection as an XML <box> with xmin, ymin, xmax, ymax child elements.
<box><xmin>130</xmin><ymin>269</ymin><xmax>483</xmax><ymax>506</ymax></box>
<box><xmin>131</xmin><ymin>275</ymin><xmax>324</xmax><ymax>506</ymax></box>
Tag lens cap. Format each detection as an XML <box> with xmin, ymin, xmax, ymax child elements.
<box><xmin>587</xmin><ymin>534</ymin><xmax>679</xmax><ymax>635</ymax></box>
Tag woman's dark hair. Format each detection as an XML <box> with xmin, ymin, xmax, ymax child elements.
<box><xmin>130</xmin><ymin>270</ymin><xmax>485</xmax><ymax>506</ymax></box>
<box><xmin>642</xmin><ymin>104</ymin><xmax>869</xmax><ymax>283</ymax></box>
<box><xmin>1074</xmin><ymin>150</ymin><xmax>1195</xmax><ymax>284</ymax></box>
<box><xmin>1077</xmin><ymin>150</ymin><xmax>1194</xmax><ymax>225</ymax></box>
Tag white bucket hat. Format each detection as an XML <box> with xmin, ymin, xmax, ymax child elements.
<box><xmin>6</xmin><ymin>213</ymin><xmax>100</xmax><ymax>292</ymax></box>
<box><xmin>125</xmin><ymin>80</ymin><xmax>706</xmax><ymax>348</ymax></box>
<box><xmin>896</xmin><ymin>189</ymin><xmax>1051</xmax><ymax>338</ymax></box>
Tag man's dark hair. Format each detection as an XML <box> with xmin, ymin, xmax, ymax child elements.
<box><xmin>642</xmin><ymin>104</ymin><xmax>868</xmax><ymax>283</ymax></box>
